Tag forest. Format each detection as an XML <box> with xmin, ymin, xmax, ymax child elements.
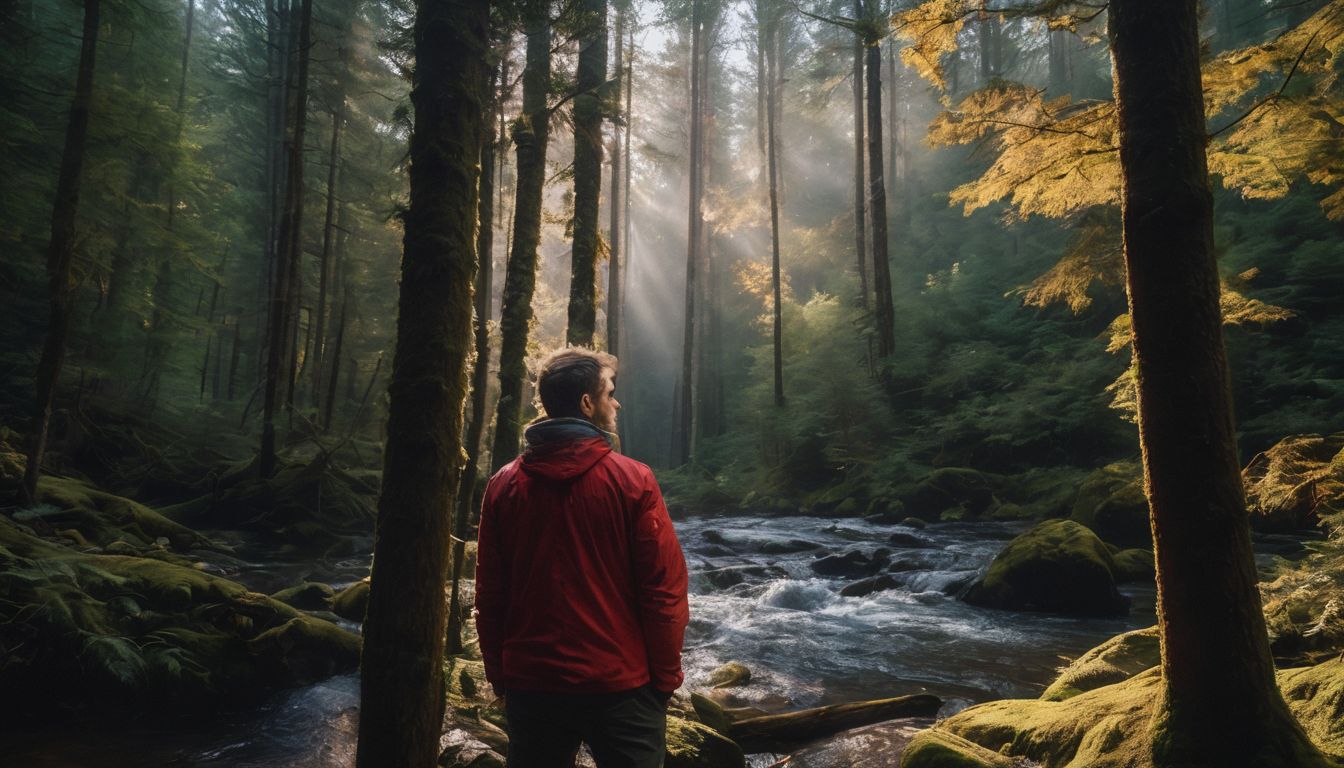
<box><xmin>1</xmin><ymin>0</ymin><xmax>1343</xmax><ymax>765</ymax></box>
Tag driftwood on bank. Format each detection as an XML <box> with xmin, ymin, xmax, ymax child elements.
<box><xmin>692</xmin><ymin>691</ymin><xmax>942</xmax><ymax>753</ymax></box>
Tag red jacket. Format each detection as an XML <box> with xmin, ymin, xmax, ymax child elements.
<box><xmin>474</xmin><ymin>421</ymin><xmax>689</xmax><ymax>695</ymax></box>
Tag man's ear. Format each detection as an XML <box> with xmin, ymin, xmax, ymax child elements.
<box><xmin>579</xmin><ymin>393</ymin><xmax>595</xmax><ymax>418</ymax></box>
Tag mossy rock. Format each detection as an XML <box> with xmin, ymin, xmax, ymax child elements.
<box><xmin>901</xmin><ymin>657</ymin><xmax>1344</xmax><ymax>768</ymax></box>
<box><xmin>898</xmin><ymin>729</ymin><xmax>1020</xmax><ymax>767</ymax></box>
<box><xmin>1070</xmin><ymin>462</ymin><xmax>1151</xmax><ymax>547</ymax></box>
<box><xmin>1111</xmin><ymin>548</ymin><xmax>1155</xmax><ymax>584</ymax></box>
<box><xmin>666</xmin><ymin>715</ymin><xmax>746</xmax><ymax>768</ymax></box>
<box><xmin>0</xmin><ymin>516</ymin><xmax>360</xmax><ymax>720</ymax></box>
<box><xmin>271</xmin><ymin>581</ymin><xmax>336</xmax><ymax>611</ymax></box>
<box><xmin>962</xmin><ymin>520</ymin><xmax>1129</xmax><ymax>616</ymax></box>
<box><xmin>902</xmin><ymin>468</ymin><xmax>1002</xmax><ymax>520</ymax></box>
<box><xmin>705</xmin><ymin>661</ymin><xmax>751</xmax><ymax>689</ymax></box>
<box><xmin>332</xmin><ymin>579</ymin><xmax>371</xmax><ymax>622</ymax></box>
<box><xmin>1041</xmin><ymin>627</ymin><xmax>1160</xmax><ymax>702</ymax></box>
<box><xmin>20</xmin><ymin>475</ymin><xmax>207</xmax><ymax>551</ymax></box>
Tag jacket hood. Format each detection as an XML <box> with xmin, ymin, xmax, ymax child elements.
<box><xmin>519</xmin><ymin>418</ymin><xmax>614</xmax><ymax>481</ymax></box>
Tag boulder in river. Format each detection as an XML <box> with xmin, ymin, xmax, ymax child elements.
<box><xmin>1111</xmin><ymin>548</ymin><xmax>1155</xmax><ymax>584</ymax></box>
<box><xmin>962</xmin><ymin>519</ymin><xmax>1130</xmax><ymax>616</ymax></box>
<box><xmin>705</xmin><ymin>661</ymin><xmax>752</xmax><ymax>689</ymax></box>
<box><xmin>811</xmin><ymin>549</ymin><xmax>890</xmax><ymax>578</ymax></box>
<box><xmin>887</xmin><ymin>532</ymin><xmax>934</xmax><ymax>549</ymax></box>
<box><xmin>841</xmin><ymin>574</ymin><xmax>899</xmax><ymax>597</ymax></box>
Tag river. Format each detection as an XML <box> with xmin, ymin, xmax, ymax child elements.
<box><xmin>5</xmin><ymin>514</ymin><xmax>1170</xmax><ymax>766</ymax></box>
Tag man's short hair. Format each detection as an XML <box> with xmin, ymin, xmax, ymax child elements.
<box><xmin>537</xmin><ymin>347</ymin><xmax>618</xmax><ymax>420</ymax></box>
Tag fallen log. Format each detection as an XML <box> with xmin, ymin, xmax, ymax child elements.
<box><xmin>692</xmin><ymin>691</ymin><xmax>942</xmax><ymax>753</ymax></box>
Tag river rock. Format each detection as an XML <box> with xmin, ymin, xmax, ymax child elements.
<box><xmin>271</xmin><ymin>581</ymin><xmax>336</xmax><ymax>611</ymax></box>
<box><xmin>962</xmin><ymin>519</ymin><xmax>1129</xmax><ymax>616</ymax></box>
<box><xmin>901</xmin><ymin>517</ymin><xmax>927</xmax><ymax>529</ymax></box>
<box><xmin>901</xmin><ymin>468</ymin><xmax>1001</xmax><ymax>520</ymax></box>
<box><xmin>887</xmin><ymin>532</ymin><xmax>933</xmax><ymax>548</ymax></box>
<box><xmin>1111</xmin><ymin>548</ymin><xmax>1155</xmax><ymax>584</ymax></box>
<box><xmin>811</xmin><ymin>549</ymin><xmax>890</xmax><ymax>578</ymax></box>
<box><xmin>705</xmin><ymin>661</ymin><xmax>751</xmax><ymax>689</ymax></box>
<box><xmin>840</xmin><ymin>574</ymin><xmax>899</xmax><ymax>597</ymax></box>
<box><xmin>757</xmin><ymin>539</ymin><xmax>819</xmax><ymax>555</ymax></box>
<box><xmin>667</xmin><ymin>714</ymin><xmax>746</xmax><ymax>768</ymax></box>
<box><xmin>1069</xmin><ymin>461</ymin><xmax>1151</xmax><ymax>547</ymax></box>
<box><xmin>332</xmin><ymin>579</ymin><xmax>371</xmax><ymax>622</ymax></box>
<box><xmin>702</xmin><ymin>564</ymin><xmax>787</xmax><ymax>590</ymax></box>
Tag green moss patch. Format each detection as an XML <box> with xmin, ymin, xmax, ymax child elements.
<box><xmin>963</xmin><ymin>519</ymin><xmax>1129</xmax><ymax>616</ymax></box>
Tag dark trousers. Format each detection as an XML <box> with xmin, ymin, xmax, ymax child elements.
<box><xmin>504</xmin><ymin>685</ymin><xmax>667</xmax><ymax>768</ymax></box>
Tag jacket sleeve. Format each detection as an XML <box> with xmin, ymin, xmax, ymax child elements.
<box><xmin>632</xmin><ymin>469</ymin><xmax>690</xmax><ymax>694</ymax></box>
<box><xmin>473</xmin><ymin>472</ymin><xmax>507</xmax><ymax>689</ymax></box>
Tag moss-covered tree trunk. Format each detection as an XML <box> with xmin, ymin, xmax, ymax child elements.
<box><xmin>447</xmin><ymin>55</ymin><xmax>502</xmax><ymax>658</ymax></box>
<box><xmin>864</xmin><ymin>8</ymin><xmax>895</xmax><ymax>361</ymax></box>
<box><xmin>490</xmin><ymin>0</ymin><xmax>551</xmax><ymax>473</ymax></box>
<box><xmin>851</xmin><ymin>0</ymin><xmax>868</xmax><ymax>309</ymax></box>
<box><xmin>22</xmin><ymin>0</ymin><xmax>101</xmax><ymax>503</ymax></box>
<box><xmin>566</xmin><ymin>0</ymin><xmax>607</xmax><ymax>347</ymax></box>
<box><xmin>353</xmin><ymin>0</ymin><xmax>488</xmax><ymax>763</ymax></box>
<box><xmin>1109</xmin><ymin>2</ymin><xmax>1328</xmax><ymax>766</ymax></box>
<box><xmin>260</xmin><ymin>0</ymin><xmax>313</xmax><ymax>477</ymax></box>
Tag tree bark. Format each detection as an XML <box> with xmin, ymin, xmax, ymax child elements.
<box><xmin>764</xmin><ymin>4</ymin><xmax>784</xmax><ymax>408</ymax></box>
<box><xmin>490</xmin><ymin>0</ymin><xmax>551</xmax><ymax>472</ymax></box>
<box><xmin>566</xmin><ymin>0</ymin><xmax>608</xmax><ymax>347</ymax></box>
<box><xmin>22</xmin><ymin>0</ymin><xmax>101</xmax><ymax>504</ymax></box>
<box><xmin>353</xmin><ymin>0</ymin><xmax>489</xmax><ymax>763</ymax></box>
<box><xmin>311</xmin><ymin>101</ymin><xmax>344</xmax><ymax>414</ymax></box>
<box><xmin>260</xmin><ymin>0</ymin><xmax>314</xmax><ymax>477</ymax></box>
<box><xmin>864</xmin><ymin>6</ymin><xmax>895</xmax><ymax>361</ymax></box>
<box><xmin>1108</xmin><ymin>2</ymin><xmax>1327</xmax><ymax>766</ymax></box>
<box><xmin>447</xmin><ymin>53</ymin><xmax>503</xmax><ymax>657</ymax></box>
<box><xmin>1048</xmin><ymin>27</ymin><xmax>1073</xmax><ymax>96</ymax></box>
<box><xmin>677</xmin><ymin>0</ymin><xmax>704</xmax><ymax>466</ymax></box>
<box><xmin>606</xmin><ymin>4</ymin><xmax>626</xmax><ymax>357</ymax></box>
<box><xmin>852</xmin><ymin>0</ymin><xmax>868</xmax><ymax>309</ymax></box>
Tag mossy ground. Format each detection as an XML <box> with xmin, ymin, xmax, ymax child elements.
<box><xmin>0</xmin><ymin>507</ymin><xmax>359</xmax><ymax>721</ymax></box>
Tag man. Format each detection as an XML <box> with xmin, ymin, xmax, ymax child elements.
<box><xmin>474</xmin><ymin>347</ymin><xmax>690</xmax><ymax>767</ymax></box>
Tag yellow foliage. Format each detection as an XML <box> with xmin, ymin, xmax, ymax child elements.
<box><xmin>929</xmin><ymin>84</ymin><xmax>1120</xmax><ymax>218</ymax></box>
<box><xmin>1017</xmin><ymin>212</ymin><xmax>1123</xmax><ymax>312</ymax></box>
<box><xmin>893</xmin><ymin>0</ymin><xmax>970</xmax><ymax>92</ymax></box>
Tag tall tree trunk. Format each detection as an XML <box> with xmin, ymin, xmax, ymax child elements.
<box><xmin>353</xmin><ymin>0</ymin><xmax>489</xmax><ymax>763</ymax></box>
<box><xmin>21</xmin><ymin>0</ymin><xmax>100</xmax><ymax>504</ymax></box>
<box><xmin>323</xmin><ymin>291</ymin><xmax>348</xmax><ymax>431</ymax></box>
<box><xmin>311</xmin><ymin>102</ymin><xmax>343</xmax><ymax>414</ymax></box>
<box><xmin>228</xmin><ymin>314</ymin><xmax>241</xmax><ymax>400</ymax></box>
<box><xmin>677</xmin><ymin>0</ymin><xmax>704</xmax><ymax>466</ymax></box>
<box><xmin>1108</xmin><ymin>2</ymin><xmax>1327</xmax><ymax>766</ymax></box>
<box><xmin>566</xmin><ymin>0</ymin><xmax>608</xmax><ymax>346</ymax></box>
<box><xmin>852</xmin><ymin>0</ymin><xmax>868</xmax><ymax>309</ymax></box>
<box><xmin>619</xmin><ymin>21</ymin><xmax>634</xmax><ymax>451</ymax></box>
<box><xmin>447</xmin><ymin>53</ymin><xmax>503</xmax><ymax>658</ymax></box>
<box><xmin>864</xmin><ymin>8</ymin><xmax>895</xmax><ymax>361</ymax></box>
<box><xmin>260</xmin><ymin>0</ymin><xmax>313</xmax><ymax>477</ymax></box>
<box><xmin>606</xmin><ymin>4</ymin><xmax>625</xmax><ymax>357</ymax></box>
<box><xmin>490</xmin><ymin>0</ymin><xmax>551</xmax><ymax>472</ymax></box>
<box><xmin>1048</xmin><ymin>27</ymin><xmax>1073</xmax><ymax>96</ymax></box>
<box><xmin>765</xmin><ymin>7</ymin><xmax>784</xmax><ymax>408</ymax></box>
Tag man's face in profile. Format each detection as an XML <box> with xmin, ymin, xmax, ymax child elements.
<box><xmin>582</xmin><ymin>367</ymin><xmax>620</xmax><ymax>434</ymax></box>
